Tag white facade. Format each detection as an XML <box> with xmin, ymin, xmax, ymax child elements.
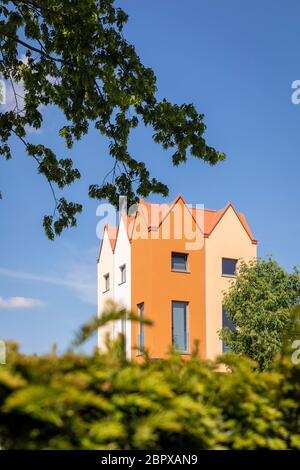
<box><xmin>97</xmin><ymin>229</ymin><xmax>114</xmax><ymax>350</ymax></box>
<box><xmin>97</xmin><ymin>217</ymin><xmax>132</xmax><ymax>358</ymax></box>
<box><xmin>113</xmin><ymin>216</ymin><xmax>132</xmax><ymax>359</ymax></box>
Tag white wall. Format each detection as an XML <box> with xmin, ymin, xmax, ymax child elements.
<box><xmin>97</xmin><ymin>229</ymin><xmax>114</xmax><ymax>350</ymax></box>
<box><xmin>113</xmin><ymin>217</ymin><xmax>132</xmax><ymax>359</ymax></box>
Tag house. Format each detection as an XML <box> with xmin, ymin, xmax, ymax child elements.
<box><xmin>97</xmin><ymin>195</ymin><xmax>257</xmax><ymax>361</ymax></box>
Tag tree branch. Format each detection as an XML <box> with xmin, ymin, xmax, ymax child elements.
<box><xmin>2</xmin><ymin>33</ymin><xmax>64</xmax><ymax>64</ymax></box>
<box><xmin>11</xmin><ymin>129</ymin><xmax>59</xmax><ymax>217</ymax></box>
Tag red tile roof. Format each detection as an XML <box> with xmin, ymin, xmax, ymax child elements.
<box><xmin>103</xmin><ymin>196</ymin><xmax>257</xmax><ymax>252</ymax></box>
<box><xmin>105</xmin><ymin>224</ymin><xmax>117</xmax><ymax>251</ymax></box>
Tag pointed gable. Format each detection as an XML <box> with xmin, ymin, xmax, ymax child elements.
<box><xmin>106</xmin><ymin>224</ymin><xmax>117</xmax><ymax>250</ymax></box>
<box><xmin>98</xmin><ymin>196</ymin><xmax>257</xmax><ymax>258</ymax></box>
<box><xmin>192</xmin><ymin>203</ymin><xmax>257</xmax><ymax>244</ymax></box>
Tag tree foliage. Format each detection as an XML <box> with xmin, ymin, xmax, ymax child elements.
<box><xmin>0</xmin><ymin>304</ymin><xmax>299</xmax><ymax>450</ymax></box>
<box><xmin>0</xmin><ymin>0</ymin><xmax>225</xmax><ymax>238</ymax></box>
<box><xmin>221</xmin><ymin>258</ymin><xmax>300</xmax><ymax>370</ymax></box>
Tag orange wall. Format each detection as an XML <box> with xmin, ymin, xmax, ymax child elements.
<box><xmin>131</xmin><ymin>201</ymin><xmax>205</xmax><ymax>361</ymax></box>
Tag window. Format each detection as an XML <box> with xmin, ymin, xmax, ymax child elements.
<box><xmin>121</xmin><ymin>316</ymin><xmax>126</xmax><ymax>336</ymax></box>
<box><xmin>103</xmin><ymin>273</ymin><xmax>110</xmax><ymax>292</ymax></box>
<box><xmin>171</xmin><ymin>252</ymin><xmax>188</xmax><ymax>272</ymax></box>
<box><xmin>137</xmin><ymin>302</ymin><xmax>145</xmax><ymax>354</ymax></box>
<box><xmin>119</xmin><ymin>264</ymin><xmax>126</xmax><ymax>284</ymax></box>
<box><xmin>121</xmin><ymin>313</ymin><xmax>126</xmax><ymax>353</ymax></box>
<box><xmin>222</xmin><ymin>306</ymin><xmax>235</xmax><ymax>352</ymax></box>
<box><xmin>222</xmin><ymin>258</ymin><xmax>237</xmax><ymax>276</ymax></box>
<box><xmin>172</xmin><ymin>301</ymin><xmax>189</xmax><ymax>352</ymax></box>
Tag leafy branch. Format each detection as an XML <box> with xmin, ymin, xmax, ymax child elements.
<box><xmin>0</xmin><ymin>0</ymin><xmax>225</xmax><ymax>238</ymax></box>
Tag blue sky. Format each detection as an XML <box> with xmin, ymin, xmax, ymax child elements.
<box><xmin>0</xmin><ymin>0</ymin><xmax>299</xmax><ymax>354</ymax></box>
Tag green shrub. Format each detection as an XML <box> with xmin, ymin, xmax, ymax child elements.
<box><xmin>0</xmin><ymin>305</ymin><xmax>299</xmax><ymax>450</ymax></box>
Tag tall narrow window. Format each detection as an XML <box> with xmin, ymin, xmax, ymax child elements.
<box><xmin>121</xmin><ymin>313</ymin><xmax>126</xmax><ymax>353</ymax></box>
<box><xmin>171</xmin><ymin>252</ymin><xmax>188</xmax><ymax>272</ymax></box>
<box><xmin>137</xmin><ymin>302</ymin><xmax>145</xmax><ymax>354</ymax></box>
<box><xmin>222</xmin><ymin>306</ymin><xmax>235</xmax><ymax>352</ymax></box>
<box><xmin>121</xmin><ymin>316</ymin><xmax>126</xmax><ymax>336</ymax></box>
<box><xmin>119</xmin><ymin>264</ymin><xmax>126</xmax><ymax>284</ymax></box>
<box><xmin>222</xmin><ymin>258</ymin><xmax>237</xmax><ymax>276</ymax></box>
<box><xmin>103</xmin><ymin>273</ymin><xmax>110</xmax><ymax>292</ymax></box>
<box><xmin>172</xmin><ymin>301</ymin><xmax>188</xmax><ymax>352</ymax></box>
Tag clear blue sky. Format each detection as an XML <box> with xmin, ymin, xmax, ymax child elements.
<box><xmin>0</xmin><ymin>0</ymin><xmax>299</xmax><ymax>354</ymax></box>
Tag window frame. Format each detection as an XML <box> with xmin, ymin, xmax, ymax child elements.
<box><xmin>119</xmin><ymin>264</ymin><xmax>126</xmax><ymax>284</ymax></box>
<box><xmin>121</xmin><ymin>312</ymin><xmax>127</xmax><ymax>354</ymax></box>
<box><xmin>222</xmin><ymin>257</ymin><xmax>237</xmax><ymax>277</ymax></box>
<box><xmin>103</xmin><ymin>273</ymin><xmax>110</xmax><ymax>293</ymax></box>
<box><xmin>171</xmin><ymin>252</ymin><xmax>189</xmax><ymax>273</ymax></box>
<box><xmin>171</xmin><ymin>300</ymin><xmax>189</xmax><ymax>353</ymax></box>
<box><xmin>137</xmin><ymin>302</ymin><xmax>145</xmax><ymax>355</ymax></box>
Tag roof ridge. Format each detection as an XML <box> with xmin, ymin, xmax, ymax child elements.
<box><xmin>98</xmin><ymin>197</ymin><xmax>257</xmax><ymax>258</ymax></box>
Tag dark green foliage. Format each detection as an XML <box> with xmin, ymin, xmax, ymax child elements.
<box><xmin>220</xmin><ymin>258</ymin><xmax>300</xmax><ymax>370</ymax></box>
<box><xmin>0</xmin><ymin>305</ymin><xmax>299</xmax><ymax>450</ymax></box>
<box><xmin>0</xmin><ymin>0</ymin><xmax>225</xmax><ymax>238</ymax></box>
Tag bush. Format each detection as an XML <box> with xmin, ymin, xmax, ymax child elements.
<box><xmin>0</xmin><ymin>306</ymin><xmax>299</xmax><ymax>450</ymax></box>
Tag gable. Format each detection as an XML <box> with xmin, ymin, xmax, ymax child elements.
<box><xmin>208</xmin><ymin>205</ymin><xmax>256</xmax><ymax>245</ymax></box>
<box><xmin>114</xmin><ymin>216</ymin><xmax>131</xmax><ymax>253</ymax></box>
<box><xmin>97</xmin><ymin>228</ymin><xmax>113</xmax><ymax>264</ymax></box>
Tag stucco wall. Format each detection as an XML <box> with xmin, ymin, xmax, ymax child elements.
<box><xmin>131</xmin><ymin>198</ymin><xmax>206</xmax><ymax>361</ymax></box>
<box><xmin>204</xmin><ymin>206</ymin><xmax>257</xmax><ymax>360</ymax></box>
<box><xmin>97</xmin><ymin>230</ymin><xmax>115</xmax><ymax>350</ymax></box>
<box><xmin>113</xmin><ymin>216</ymin><xmax>132</xmax><ymax>359</ymax></box>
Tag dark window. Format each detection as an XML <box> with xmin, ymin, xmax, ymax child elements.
<box><xmin>121</xmin><ymin>317</ymin><xmax>126</xmax><ymax>335</ymax></box>
<box><xmin>103</xmin><ymin>273</ymin><xmax>110</xmax><ymax>292</ymax></box>
<box><xmin>222</xmin><ymin>258</ymin><xmax>237</xmax><ymax>276</ymax></box>
<box><xmin>171</xmin><ymin>252</ymin><xmax>188</xmax><ymax>272</ymax></box>
<box><xmin>137</xmin><ymin>302</ymin><xmax>145</xmax><ymax>353</ymax></box>
<box><xmin>121</xmin><ymin>313</ymin><xmax>126</xmax><ymax>353</ymax></box>
<box><xmin>172</xmin><ymin>301</ymin><xmax>188</xmax><ymax>352</ymax></box>
<box><xmin>222</xmin><ymin>306</ymin><xmax>235</xmax><ymax>352</ymax></box>
<box><xmin>119</xmin><ymin>264</ymin><xmax>126</xmax><ymax>284</ymax></box>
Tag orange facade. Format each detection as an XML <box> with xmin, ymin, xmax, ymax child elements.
<box><xmin>131</xmin><ymin>198</ymin><xmax>205</xmax><ymax>361</ymax></box>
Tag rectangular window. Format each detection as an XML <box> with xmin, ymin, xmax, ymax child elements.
<box><xmin>172</xmin><ymin>301</ymin><xmax>188</xmax><ymax>352</ymax></box>
<box><xmin>121</xmin><ymin>313</ymin><xmax>126</xmax><ymax>353</ymax></box>
<box><xmin>119</xmin><ymin>264</ymin><xmax>126</xmax><ymax>284</ymax></box>
<box><xmin>103</xmin><ymin>273</ymin><xmax>110</xmax><ymax>292</ymax></box>
<box><xmin>222</xmin><ymin>258</ymin><xmax>237</xmax><ymax>276</ymax></box>
<box><xmin>121</xmin><ymin>316</ymin><xmax>126</xmax><ymax>336</ymax></box>
<box><xmin>137</xmin><ymin>302</ymin><xmax>145</xmax><ymax>354</ymax></box>
<box><xmin>222</xmin><ymin>306</ymin><xmax>235</xmax><ymax>352</ymax></box>
<box><xmin>171</xmin><ymin>252</ymin><xmax>188</xmax><ymax>272</ymax></box>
